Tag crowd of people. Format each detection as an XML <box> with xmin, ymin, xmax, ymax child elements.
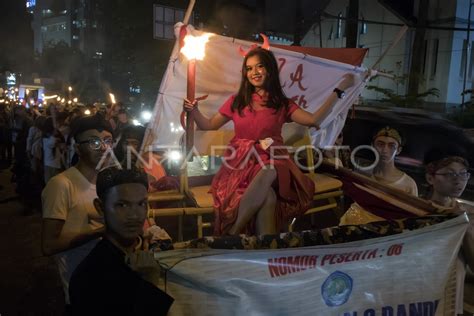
<box><xmin>0</xmin><ymin>45</ymin><xmax>472</xmax><ymax>314</ymax></box>
<box><xmin>1</xmin><ymin>102</ymin><xmax>173</xmax><ymax>313</ymax></box>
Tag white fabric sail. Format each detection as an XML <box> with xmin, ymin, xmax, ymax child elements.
<box><xmin>143</xmin><ymin>23</ymin><xmax>367</xmax><ymax>151</ymax></box>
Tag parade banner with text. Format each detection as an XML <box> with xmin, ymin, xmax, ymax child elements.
<box><xmin>156</xmin><ymin>216</ymin><xmax>468</xmax><ymax>316</ymax></box>
<box><xmin>144</xmin><ymin>23</ymin><xmax>367</xmax><ymax>150</ymax></box>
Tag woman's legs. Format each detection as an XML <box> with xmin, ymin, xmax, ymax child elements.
<box><xmin>228</xmin><ymin>168</ymin><xmax>277</xmax><ymax>235</ymax></box>
<box><xmin>255</xmin><ymin>188</ymin><xmax>276</xmax><ymax>235</ymax></box>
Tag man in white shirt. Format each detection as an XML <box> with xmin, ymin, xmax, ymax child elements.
<box><xmin>370</xmin><ymin>126</ymin><xmax>418</xmax><ymax>196</ymax></box>
<box><xmin>424</xmin><ymin>148</ymin><xmax>473</xmax><ymax>315</ymax></box>
<box><xmin>41</xmin><ymin>115</ymin><xmax>114</xmax><ymax>303</ymax></box>
<box><xmin>340</xmin><ymin>126</ymin><xmax>418</xmax><ymax>225</ymax></box>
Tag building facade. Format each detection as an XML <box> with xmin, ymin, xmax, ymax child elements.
<box><xmin>301</xmin><ymin>0</ymin><xmax>474</xmax><ymax>111</ymax></box>
<box><xmin>31</xmin><ymin>0</ymin><xmax>104</xmax><ymax>57</ymax></box>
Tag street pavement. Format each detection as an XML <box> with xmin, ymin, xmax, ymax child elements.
<box><xmin>0</xmin><ymin>163</ymin><xmax>64</xmax><ymax>315</ymax></box>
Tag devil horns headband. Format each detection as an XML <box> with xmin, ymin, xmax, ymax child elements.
<box><xmin>238</xmin><ymin>33</ymin><xmax>270</xmax><ymax>57</ymax></box>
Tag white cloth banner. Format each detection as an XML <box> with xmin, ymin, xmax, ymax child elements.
<box><xmin>156</xmin><ymin>216</ymin><xmax>468</xmax><ymax>316</ymax></box>
<box><xmin>145</xmin><ymin>23</ymin><xmax>367</xmax><ymax>150</ymax></box>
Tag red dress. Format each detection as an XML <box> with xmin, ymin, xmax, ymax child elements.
<box><xmin>211</xmin><ymin>93</ymin><xmax>315</xmax><ymax>235</ymax></box>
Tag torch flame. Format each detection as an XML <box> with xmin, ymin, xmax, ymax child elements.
<box><xmin>109</xmin><ymin>93</ymin><xmax>116</xmax><ymax>104</ymax></box>
<box><xmin>180</xmin><ymin>33</ymin><xmax>212</xmax><ymax>60</ymax></box>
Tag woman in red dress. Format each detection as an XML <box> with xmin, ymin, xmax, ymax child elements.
<box><xmin>184</xmin><ymin>47</ymin><xmax>354</xmax><ymax>236</ymax></box>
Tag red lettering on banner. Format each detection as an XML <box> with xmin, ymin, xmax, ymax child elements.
<box><xmin>278</xmin><ymin>58</ymin><xmax>287</xmax><ymax>88</ymax></box>
<box><xmin>321</xmin><ymin>254</ymin><xmax>332</xmax><ymax>266</ymax></box>
<box><xmin>290</xmin><ymin>95</ymin><xmax>308</xmax><ymax>109</ymax></box>
<box><xmin>289</xmin><ymin>64</ymin><xmax>307</xmax><ymax>91</ymax></box>
<box><xmin>268</xmin><ymin>258</ymin><xmax>280</xmax><ymax>278</ymax></box>
<box><xmin>336</xmin><ymin>254</ymin><xmax>345</xmax><ymax>264</ymax></box>
<box><xmin>350</xmin><ymin>251</ymin><xmax>362</xmax><ymax>262</ymax></box>
<box><xmin>287</xmin><ymin>256</ymin><xmax>301</xmax><ymax>272</ymax></box>
<box><xmin>361</xmin><ymin>249</ymin><xmax>370</xmax><ymax>260</ymax></box>
<box><xmin>266</xmin><ymin>246</ymin><xmax>399</xmax><ymax>278</ymax></box>
<box><xmin>267</xmin><ymin>255</ymin><xmax>318</xmax><ymax>278</ymax></box>
<box><xmin>367</xmin><ymin>249</ymin><xmax>378</xmax><ymax>259</ymax></box>
<box><xmin>278</xmin><ymin>257</ymin><xmax>288</xmax><ymax>275</ymax></box>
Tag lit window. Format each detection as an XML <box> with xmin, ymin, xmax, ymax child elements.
<box><xmin>154</xmin><ymin>5</ymin><xmax>192</xmax><ymax>40</ymax></box>
<box><xmin>422</xmin><ymin>40</ymin><xmax>428</xmax><ymax>74</ymax></box>
<box><xmin>26</xmin><ymin>0</ymin><xmax>36</xmax><ymax>8</ymax></box>
<box><xmin>129</xmin><ymin>86</ymin><xmax>141</xmax><ymax>94</ymax></box>
<box><xmin>360</xmin><ymin>15</ymin><xmax>367</xmax><ymax>34</ymax></box>
<box><xmin>73</xmin><ymin>35</ymin><xmax>79</xmax><ymax>40</ymax></box>
<box><xmin>431</xmin><ymin>39</ymin><xmax>439</xmax><ymax>78</ymax></box>
<box><xmin>336</xmin><ymin>12</ymin><xmax>343</xmax><ymax>38</ymax></box>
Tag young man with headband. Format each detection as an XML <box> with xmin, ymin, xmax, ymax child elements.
<box><xmin>340</xmin><ymin>126</ymin><xmax>418</xmax><ymax>225</ymax></box>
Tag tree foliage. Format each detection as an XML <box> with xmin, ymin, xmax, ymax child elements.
<box><xmin>366</xmin><ymin>67</ymin><xmax>439</xmax><ymax>108</ymax></box>
<box><xmin>366</xmin><ymin>85</ymin><xmax>440</xmax><ymax>108</ymax></box>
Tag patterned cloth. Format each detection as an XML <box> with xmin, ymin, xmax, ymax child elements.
<box><xmin>172</xmin><ymin>215</ymin><xmax>456</xmax><ymax>250</ymax></box>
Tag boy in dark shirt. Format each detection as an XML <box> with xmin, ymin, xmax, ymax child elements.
<box><xmin>69</xmin><ymin>167</ymin><xmax>174</xmax><ymax>315</ymax></box>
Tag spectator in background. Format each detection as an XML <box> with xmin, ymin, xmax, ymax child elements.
<box><xmin>69</xmin><ymin>167</ymin><xmax>174</xmax><ymax>315</ymax></box>
<box><xmin>114</xmin><ymin>125</ymin><xmax>146</xmax><ymax>167</ymax></box>
<box><xmin>41</xmin><ymin>115</ymin><xmax>113</xmax><ymax>304</ymax></box>
<box><xmin>11</xmin><ymin>106</ymin><xmax>33</xmax><ymax>197</ymax></box>
<box><xmin>26</xmin><ymin>115</ymin><xmax>47</xmax><ymax>213</ymax></box>
<box><xmin>114</xmin><ymin>125</ymin><xmax>169</xmax><ymax>191</ymax></box>
<box><xmin>87</xmin><ymin>104</ymin><xmax>98</xmax><ymax>116</ymax></box>
<box><xmin>0</xmin><ymin>105</ymin><xmax>12</xmax><ymax>163</ymax></box>
<box><xmin>67</xmin><ymin>108</ymin><xmax>83</xmax><ymax>124</ymax></box>
<box><xmin>42</xmin><ymin>117</ymin><xmax>65</xmax><ymax>183</ymax></box>
<box><xmin>65</xmin><ymin>109</ymin><xmax>83</xmax><ymax>168</ymax></box>
<box><xmin>424</xmin><ymin>147</ymin><xmax>473</xmax><ymax>315</ymax></box>
<box><xmin>106</xmin><ymin>102</ymin><xmax>122</xmax><ymax>131</ymax></box>
<box><xmin>106</xmin><ymin>102</ymin><xmax>129</xmax><ymax>136</ymax></box>
<box><xmin>95</xmin><ymin>103</ymin><xmax>107</xmax><ymax>118</ymax></box>
<box><xmin>114</xmin><ymin>108</ymin><xmax>129</xmax><ymax>137</ymax></box>
<box><xmin>27</xmin><ymin>115</ymin><xmax>46</xmax><ymax>180</ymax></box>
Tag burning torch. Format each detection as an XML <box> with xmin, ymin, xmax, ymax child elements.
<box><xmin>180</xmin><ymin>31</ymin><xmax>211</xmax><ymax>158</ymax></box>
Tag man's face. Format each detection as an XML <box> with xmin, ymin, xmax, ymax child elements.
<box><xmin>102</xmin><ymin>183</ymin><xmax>148</xmax><ymax>242</ymax></box>
<box><xmin>123</xmin><ymin>137</ymin><xmax>140</xmax><ymax>152</ymax></box>
<box><xmin>111</xmin><ymin>104</ymin><xmax>121</xmax><ymax>117</ymax></box>
<box><xmin>373</xmin><ymin>136</ymin><xmax>401</xmax><ymax>163</ymax></box>
<box><xmin>426</xmin><ymin>162</ymin><xmax>470</xmax><ymax>198</ymax></box>
<box><xmin>121</xmin><ymin>137</ymin><xmax>140</xmax><ymax>164</ymax></box>
<box><xmin>75</xmin><ymin>129</ymin><xmax>113</xmax><ymax>168</ymax></box>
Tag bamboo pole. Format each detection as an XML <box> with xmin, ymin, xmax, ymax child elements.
<box><xmin>371</xmin><ymin>25</ymin><xmax>409</xmax><ymax>70</ymax></box>
<box><xmin>322</xmin><ymin>161</ymin><xmax>439</xmax><ymax>213</ymax></box>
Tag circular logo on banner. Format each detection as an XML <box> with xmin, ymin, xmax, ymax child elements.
<box><xmin>321</xmin><ymin>271</ymin><xmax>353</xmax><ymax>307</ymax></box>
